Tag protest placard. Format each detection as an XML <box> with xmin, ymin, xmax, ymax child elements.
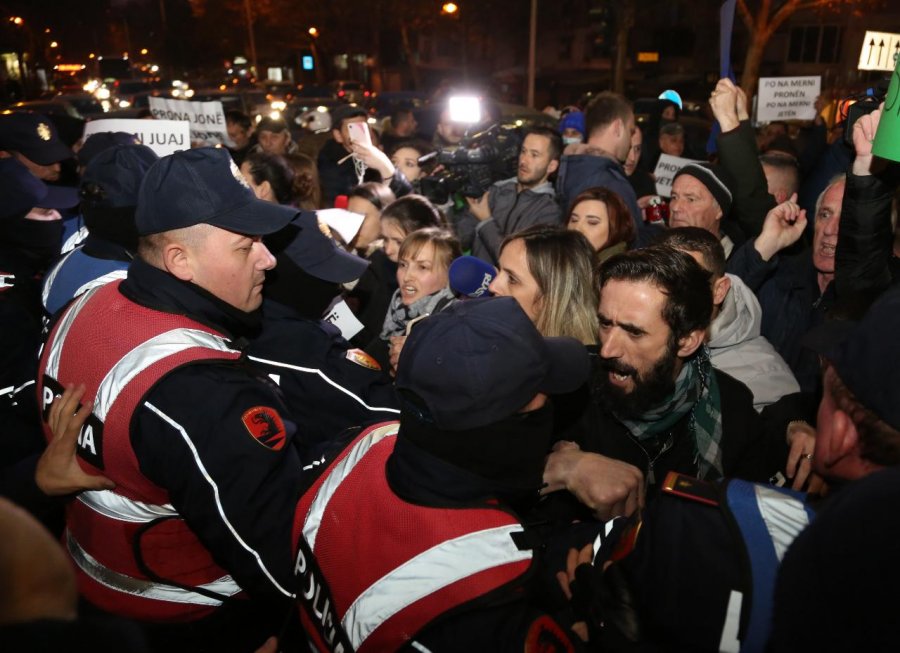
<box><xmin>756</xmin><ymin>76</ymin><xmax>821</xmax><ymax>122</ymax></box>
<box><xmin>147</xmin><ymin>97</ymin><xmax>228</xmax><ymax>146</ymax></box>
<box><xmin>82</xmin><ymin>118</ymin><xmax>190</xmax><ymax>157</ymax></box>
<box><xmin>654</xmin><ymin>153</ymin><xmax>702</xmax><ymax>198</ymax></box>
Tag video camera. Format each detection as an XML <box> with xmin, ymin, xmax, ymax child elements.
<box><xmin>418</xmin><ymin>124</ymin><xmax>522</xmax><ymax>205</ymax></box>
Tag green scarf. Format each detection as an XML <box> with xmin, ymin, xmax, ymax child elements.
<box><xmin>616</xmin><ymin>346</ymin><xmax>724</xmax><ymax>479</ymax></box>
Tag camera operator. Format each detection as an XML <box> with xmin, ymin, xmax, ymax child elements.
<box><xmin>460</xmin><ymin>126</ymin><xmax>563</xmax><ymax>266</ymax></box>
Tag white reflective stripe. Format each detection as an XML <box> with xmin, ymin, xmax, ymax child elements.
<box><xmin>67</xmin><ymin>531</ymin><xmax>241</xmax><ymax>606</ymax></box>
<box><xmin>303</xmin><ymin>423</ymin><xmax>399</xmax><ymax>550</ymax></box>
<box><xmin>41</xmin><ymin>248</ymin><xmax>77</xmax><ymax>308</ymax></box>
<box><xmin>93</xmin><ymin>329</ymin><xmax>236</xmax><ymax>421</ymax></box>
<box><xmin>718</xmin><ymin>589</ymin><xmax>743</xmax><ymax>653</ymax></box>
<box><xmin>144</xmin><ymin>401</ymin><xmax>293</xmax><ymax>598</ymax></box>
<box><xmin>73</xmin><ymin>269</ymin><xmax>128</xmax><ymax>300</ymax></box>
<box><xmin>342</xmin><ymin>525</ymin><xmax>532</xmax><ymax>649</ymax></box>
<box><xmin>248</xmin><ymin>355</ymin><xmax>400</xmax><ymax>416</ymax></box>
<box><xmin>410</xmin><ymin>642</ymin><xmax>433</xmax><ymax>653</ymax></box>
<box><xmin>753</xmin><ymin>485</ymin><xmax>811</xmax><ymax>561</ymax></box>
<box><xmin>77</xmin><ymin>489</ymin><xmax>177</xmax><ymax>523</ymax></box>
<box><xmin>44</xmin><ymin>284</ymin><xmax>102</xmax><ymax>378</ymax></box>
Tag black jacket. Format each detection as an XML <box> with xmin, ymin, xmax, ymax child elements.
<box><xmin>564</xmin><ymin>368</ymin><xmax>786</xmax><ymax>498</ymax></box>
<box><xmin>249</xmin><ymin>298</ymin><xmax>399</xmax><ymax>454</ymax></box>
<box><xmin>121</xmin><ymin>260</ymin><xmax>303</xmax><ymax>603</ymax></box>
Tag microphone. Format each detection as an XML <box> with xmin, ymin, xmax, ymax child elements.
<box><xmin>449</xmin><ymin>255</ymin><xmax>496</xmax><ymax>298</ymax></box>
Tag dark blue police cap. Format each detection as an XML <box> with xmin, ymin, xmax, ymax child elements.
<box><xmin>805</xmin><ymin>286</ymin><xmax>900</xmax><ymax>432</ymax></box>
<box><xmin>274</xmin><ymin>211</ymin><xmax>369</xmax><ymax>283</ymax></box>
<box><xmin>78</xmin><ymin>131</ymin><xmax>141</xmax><ymax>167</ymax></box>
<box><xmin>135</xmin><ymin>147</ymin><xmax>297</xmax><ymax>236</ymax></box>
<box><xmin>0</xmin><ymin>158</ymin><xmax>79</xmax><ymax>220</ymax></box>
<box><xmin>0</xmin><ymin>112</ymin><xmax>73</xmax><ymax>165</ymax></box>
<box><xmin>395</xmin><ymin>296</ymin><xmax>590</xmax><ymax>431</ymax></box>
<box><xmin>81</xmin><ymin>144</ymin><xmax>159</xmax><ymax>209</ymax></box>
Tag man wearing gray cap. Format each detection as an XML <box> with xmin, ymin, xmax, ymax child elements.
<box><xmin>36</xmin><ymin>147</ymin><xmax>301</xmax><ymax>649</ymax></box>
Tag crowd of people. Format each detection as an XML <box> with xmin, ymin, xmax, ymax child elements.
<box><xmin>0</xmin><ymin>73</ymin><xmax>898</xmax><ymax>653</ymax></box>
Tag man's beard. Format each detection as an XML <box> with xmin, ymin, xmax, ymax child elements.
<box><xmin>517</xmin><ymin>167</ymin><xmax>546</xmax><ymax>188</ymax></box>
<box><xmin>593</xmin><ymin>338</ymin><xmax>680</xmax><ymax>418</ymax></box>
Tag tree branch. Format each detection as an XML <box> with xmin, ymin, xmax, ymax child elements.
<box><xmin>737</xmin><ymin>0</ymin><xmax>754</xmax><ymax>32</ymax></box>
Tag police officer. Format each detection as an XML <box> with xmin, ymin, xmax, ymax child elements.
<box><xmin>42</xmin><ymin>144</ymin><xmax>158</xmax><ymax>317</ymax></box>
<box><xmin>251</xmin><ymin>211</ymin><xmax>399</xmax><ymax>452</ymax></box>
<box><xmin>292</xmin><ymin>296</ymin><xmax>590</xmax><ymax>652</ymax></box>
<box><xmin>1</xmin><ymin>159</ymin><xmax>79</xmax><ymax>519</ymax></box>
<box><xmin>36</xmin><ymin>147</ymin><xmax>301</xmax><ymax>652</ymax></box>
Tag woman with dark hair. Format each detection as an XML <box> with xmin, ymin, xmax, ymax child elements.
<box><xmin>240</xmin><ymin>151</ymin><xmax>295</xmax><ymax>205</ymax></box>
<box><xmin>388</xmin><ymin>140</ymin><xmax>435</xmax><ymax>184</ymax></box>
<box><xmin>344</xmin><ymin>181</ymin><xmax>399</xmax><ymax>348</ymax></box>
<box><xmin>379</xmin><ymin>194</ymin><xmax>444</xmax><ymax>263</ymax></box>
<box><xmin>489</xmin><ymin>224</ymin><xmax>598</xmax><ymax>345</ymax></box>
<box><xmin>566</xmin><ymin>186</ymin><xmax>635</xmax><ymax>262</ymax></box>
<box><xmin>283</xmin><ymin>152</ymin><xmax>322</xmax><ymax>210</ymax></box>
<box><xmin>347</xmin><ymin>181</ymin><xmax>397</xmax><ymax>255</ymax></box>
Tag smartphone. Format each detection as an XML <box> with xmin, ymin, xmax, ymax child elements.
<box><xmin>347</xmin><ymin>121</ymin><xmax>372</xmax><ymax>146</ymax></box>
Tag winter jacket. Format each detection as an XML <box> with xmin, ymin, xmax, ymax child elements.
<box><xmin>709</xmin><ymin>274</ymin><xmax>800</xmax><ymax>411</ymax></box>
<box><xmin>556</xmin><ymin>153</ymin><xmax>658</xmax><ymax>248</ymax></box>
<box><xmin>470</xmin><ymin>178</ymin><xmax>562</xmax><ymax>265</ymax></box>
<box><xmin>716</xmin><ymin>120</ymin><xmax>776</xmax><ymax>240</ymax></box>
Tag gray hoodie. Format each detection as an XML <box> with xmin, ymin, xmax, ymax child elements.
<box><xmin>709</xmin><ymin>274</ymin><xmax>800</xmax><ymax>411</ymax></box>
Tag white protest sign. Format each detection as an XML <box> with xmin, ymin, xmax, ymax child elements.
<box><xmin>147</xmin><ymin>97</ymin><xmax>227</xmax><ymax>146</ymax></box>
<box><xmin>654</xmin><ymin>153</ymin><xmax>702</xmax><ymax>198</ymax></box>
<box><xmin>316</xmin><ymin>208</ymin><xmax>365</xmax><ymax>246</ymax></box>
<box><xmin>323</xmin><ymin>299</ymin><xmax>365</xmax><ymax>341</ymax></box>
<box><xmin>858</xmin><ymin>31</ymin><xmax>900</xmax><ymax>72</ymax></box>
<box><xmin>756</xmin><ymin>76</ymin><xmax>821</xmax><ymax>122</ymax></box>
<box><xmin>82</xmin><ymin>118</ymin><xmax>190</xmax><ymax>157</ymax></box>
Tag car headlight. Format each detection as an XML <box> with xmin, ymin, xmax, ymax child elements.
<box><xmin>95</xmin><ymin>87</ymin><xmax>110</xmax><ymax>100</ymax></box>
<box><xmin>271</xmin><ymin>100</ymin><xmax>287</xmax><ymax>111</ymax></box>
<box><xmin>269</xmin><ymin>110</ymin><xmax>282</xmax><ymax>120</ymax></box>
<box><xmin>118</xmin><ymin>100</ymin><xmax>131</xmax><ymax>108</ymax></box>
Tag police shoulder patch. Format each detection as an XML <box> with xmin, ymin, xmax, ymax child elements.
<box><xmin>345</xmin><ymin>348</ymin><xmax>381</xmax><ymax>371</ymax></box>
<box><xmin>241</xmin><ymin>406</ymin><xmax>287</xmax><ymax>451</ymax></box>
<box><xmin>524</xmin><ymin>615</ymin><xmax>576</xmax><ymax>653</ymax></box>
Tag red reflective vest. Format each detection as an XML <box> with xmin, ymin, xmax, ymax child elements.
<box><xmin>37</xmin><ymin>281</ymin><xmax>244</xmax><ymax>622</ymax></box>
<box><xmin>292</xmin><ymin>422</ymin><xmax>535</xmax><ymax>653</ymax></box>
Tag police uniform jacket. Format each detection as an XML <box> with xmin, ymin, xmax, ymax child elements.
<box><xmin>248</xmin><ymin>298</ymin><xmax>399</xmax><ymax>453</ymax></box>
<box><xmin>38</xmin><ymin>258</ymin><xmax>303</xmax><ymax>618</ymax></box>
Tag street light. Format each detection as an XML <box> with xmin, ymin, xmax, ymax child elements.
<box><xmin>140</xmin><ymin>48</ymin><xmax>148</xmax><ymax>55</ymax></box>
<box><xmin>49</xmin><ymin>41</ymin><xmax>58</xmax><ymax>48</ymax></box>
<box><xmin>442</xmin><ymin>2</ymin><xmax>458</xmax><ymax>15</ymax></box>
<box><xmin>9</xmin><ymin>16</ymin><xmax>23</xmax><ymax>25</ymax></box>
<box><xmin>308</xmin><ymin>26</ymin><xmax>318</xmax><ymax>37</ymax></box>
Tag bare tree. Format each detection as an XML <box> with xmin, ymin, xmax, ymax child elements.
<box><xmin>736</xmin><ymin>0</ymin><xmax>885</xmax><ymax>100</ymax></box>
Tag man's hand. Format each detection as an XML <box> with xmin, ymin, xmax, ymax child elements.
<box><xmin>851</xmin><ymin>103</ymin><xmax>883</xmax><ymax>177</ymax></box>
<box><xmin>735</xmin><ymin>84</ymin><xmax>750</xmax><ymax>122</ymax></box>
<box><xmin>785</xmin><ymin>421</ymin><xmax>827</xmax><ymax>494</ymax></box>
<box><xmin>542</xmin><ymin>441</ymin><xmax>645</xmax><ymax>521</ymax></box>
<box><xmin>753</xmin><ymin>192</ymin><xmax>808</xmax><ymax>261</ymax></box>
<box><xmin>466</xmin><ymin>191</ymin><xmax>491</xmax><ymax>222</ymax></box>
<box><xmin>37</xmin><ymin>384</ymin><xmax>115</xmax><ymax>496</ymax></box>
<box><xmin>709</xmin><ymin>78</ymin><xmax>740</xmax><ymax>133</ymax></box>
<box><xmin>388</xmin><ymin>335</ymin><xmax>406</xmax><ymax>377</ymax></box>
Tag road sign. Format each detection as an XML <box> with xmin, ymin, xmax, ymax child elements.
<box><xmin>858</xmin><ymin>30</ymin><xmax>900</xmax><ymax>72</ymax></box>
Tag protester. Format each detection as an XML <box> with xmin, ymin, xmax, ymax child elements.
<box><xmin>379</xmin><ymin>194</ymin><xmax>445</xmax><ymax>263</ymax></box>
<box><xmin>375</xmin><ymin>227</ymin><xmax>460</xmax><ymax>373</ymax></box>
<box><xmin>489</xmin><ymin>224</ymin><xmax>598</xmax><ymax>344</ymax></box>
<box><xmin>566</xmin><ymin>186</ymin><xmax>635</xmax><ymax>262</ymax></box>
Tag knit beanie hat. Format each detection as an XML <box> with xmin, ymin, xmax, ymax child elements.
<box><xmin>673</xmin><ymin>163</ymin><xmax>734</xmax><ymax>216</ymax></box>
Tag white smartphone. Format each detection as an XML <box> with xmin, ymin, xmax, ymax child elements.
<box><xmin>347</xmin><ymin>121</ymin><xmax>372</xmax><ymax>146</ymax></box>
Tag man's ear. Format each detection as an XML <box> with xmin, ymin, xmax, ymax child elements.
<box><xmin>676</xmin><ymin>329</ymin><xmax>705</xmax><ymax>359</ymax></box>
<box><xmin>332</xmin><ymin>127</ymin><xmax>345</xmax><ymax>145</ymax></box>
<box><xmin>162</xmin><ymin>241</ymin><xmax>194</xmax><ymax>282</ymax></box>
<box><xmin>257</xmin><ymin>180</ymin><xmax>273</xmax><ymax>201</ymax></box>
<box><xmin>713</xmin><ymin>274</ymin><xmax>731</xmax><ymax>307</ymax></box>
<box><xmin>547</xmin><ymin>158</ymin><xmax>559</xmax><ymax>177</ymax></box>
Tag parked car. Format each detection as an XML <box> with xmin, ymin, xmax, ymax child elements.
<box><xmin>329</xmin><ymin>80</ymin><xmax>368</xmax><ymax>104</ymax></box>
